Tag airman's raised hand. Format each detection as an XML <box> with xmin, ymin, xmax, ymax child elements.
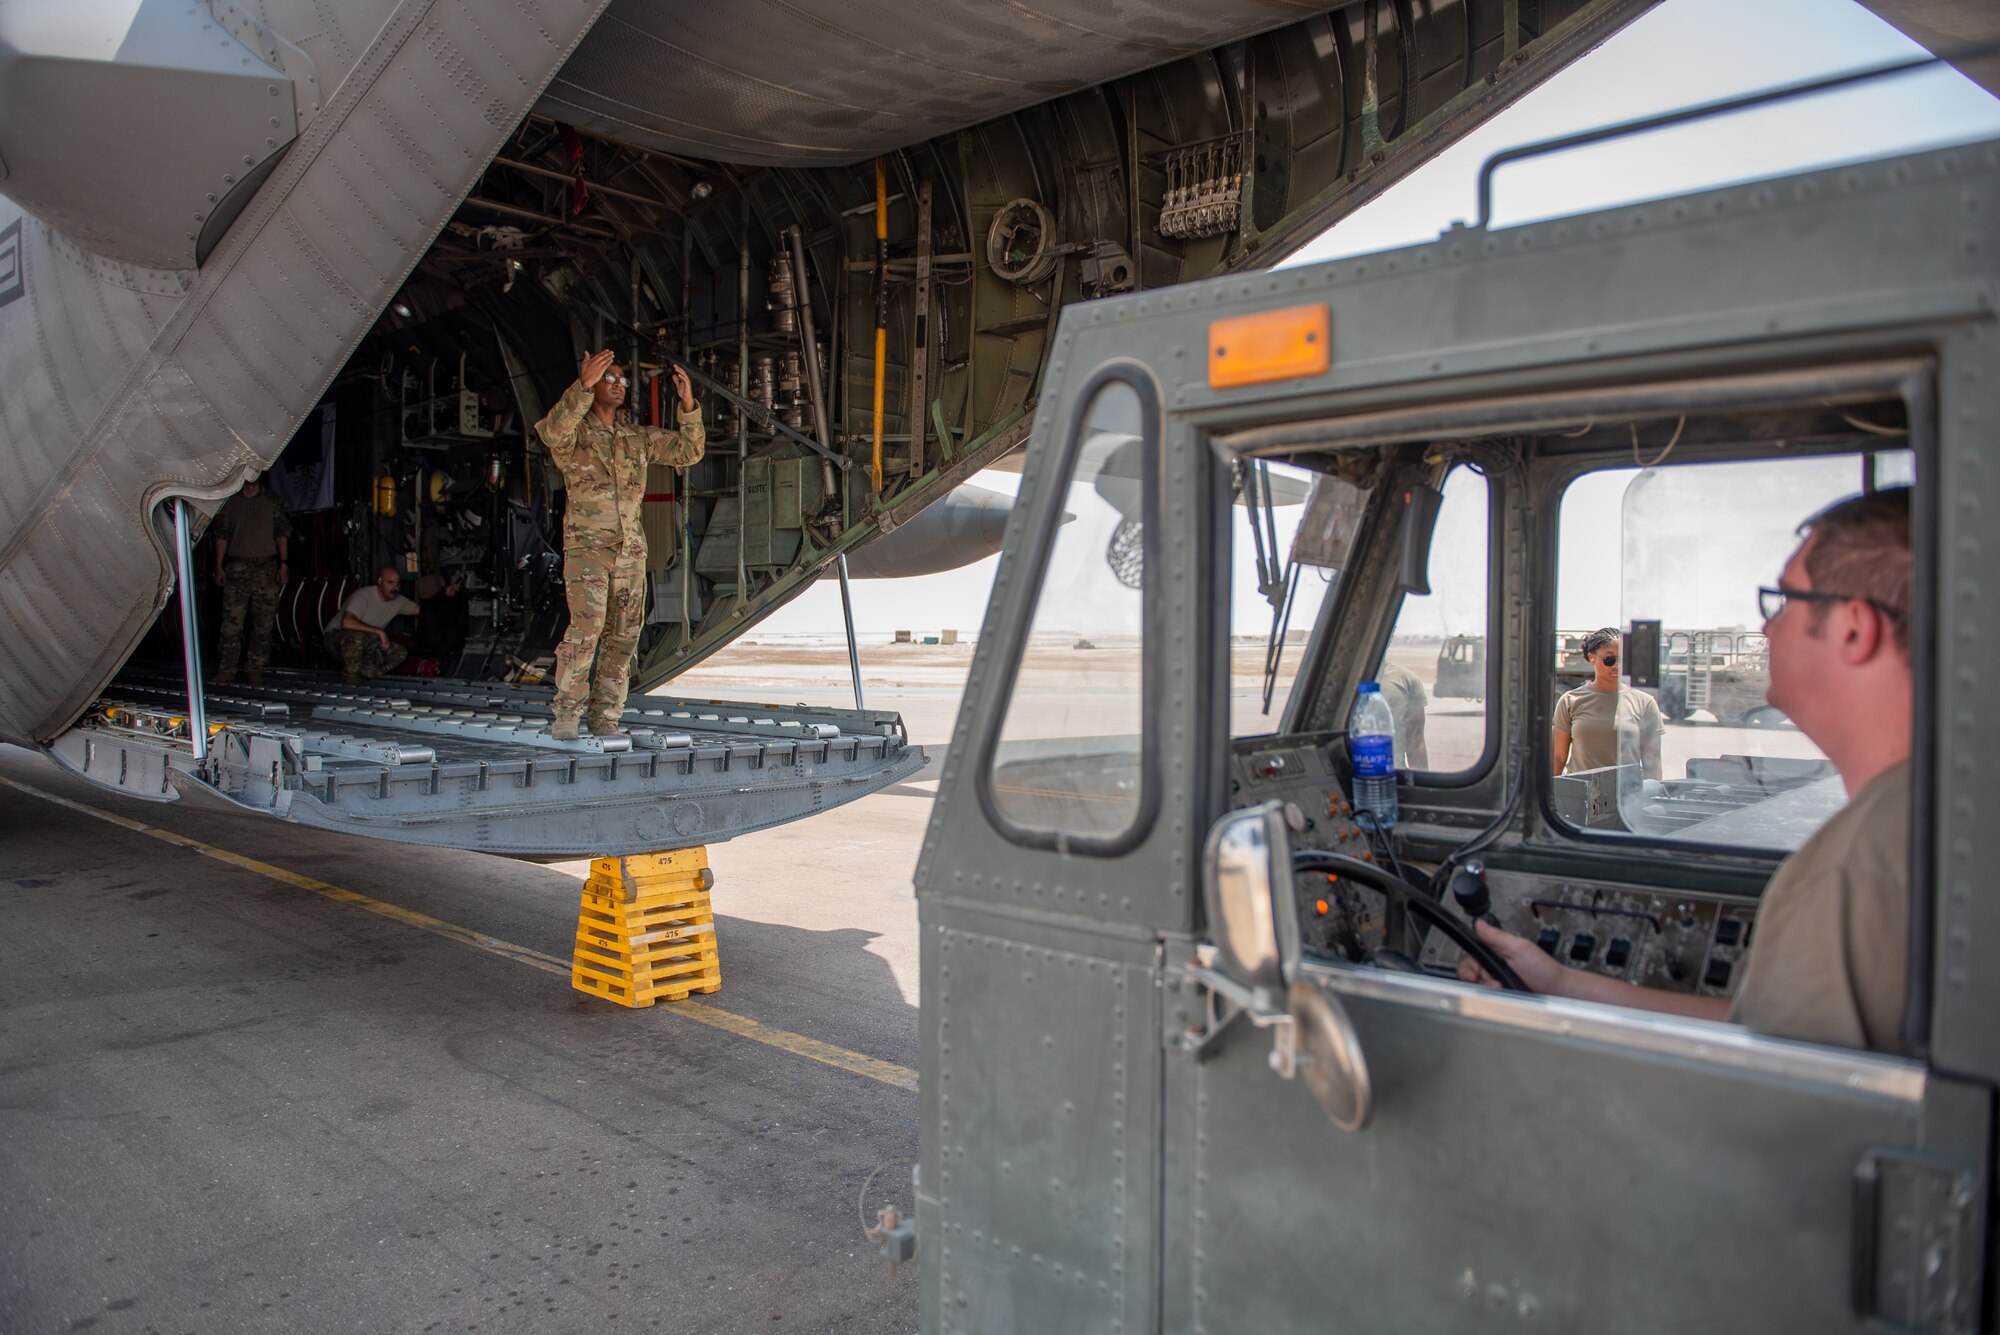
<box><xmin>579</xmin><ymin>348</ymin><xmax>617</xmax><ymax>389</ymax></box>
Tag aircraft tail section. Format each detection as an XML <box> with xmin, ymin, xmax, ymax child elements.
<box><xmin>0</xmin><ymin>0</ymin><xmax>614</xmax><ymax>748</ymax></box>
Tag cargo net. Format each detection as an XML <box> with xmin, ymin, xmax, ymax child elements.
<box><xmin>1105</xmin><ymin>518</ymin><xmax>1144</xmax><ymax>590</ymax></box>
<box><xmin>1159</xmin><ymin>136</ymin><xmax>1245</xmax><ymax>241</ymax></box>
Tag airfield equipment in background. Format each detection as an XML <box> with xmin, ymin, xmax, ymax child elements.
<box><xmin>1434</xmin><ymin>628</ymin><xmax>1780</xmax><ymax>727</ymax></box>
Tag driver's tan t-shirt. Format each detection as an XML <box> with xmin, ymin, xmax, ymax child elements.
<box><xmin>1553</xmin><ymin>684</ymin><xmax>1663</xmax><ymax>772</ymax></box>
<box><xmin>1728</xmin><ymin>760</ymin><xmax>1909</xmax><ymax>1053</ymax></box>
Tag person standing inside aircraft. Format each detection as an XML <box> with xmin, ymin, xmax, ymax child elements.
<box><xmin>1551</xmin><ymin>626</ymin><xmax>1663</xmax><ymax>780</ymax></box>
<box><xmin>210</xmin><ymin>473</ymin><xmax>292</xmax><ymax>685</ymax></box>
<box><xmin>1462</xmin><ymin>489</ymin><xmax>1912</xmax><ymax>1052</ymax></box>
<box><xmin>535</xmin><ymin>350</ymin><xmax>704</xmax><ymax>740</ymax></box>
<box><xmin>325</xmin><ymin>564</ymin><xmax>458</xmax><ymax>683</ymax></box>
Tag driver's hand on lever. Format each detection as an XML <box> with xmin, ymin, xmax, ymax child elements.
<box><xmin>1456</xmin><ymin>919</ymin><xmax>1731</xmax><ymax>1022</ymax></box>
<box><xmin>1455</xmin><ymin>920</ymin><xmax>1570</xmax><ymax>995</ymax></box>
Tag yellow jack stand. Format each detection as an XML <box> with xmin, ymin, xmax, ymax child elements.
<box><xmin>570</xmin><ymin>849</ymin><xmax>722</xmax><ymax>1008</ymax></box>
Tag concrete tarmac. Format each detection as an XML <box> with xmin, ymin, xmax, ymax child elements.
<box><xmin>0</xmin><ymin>721</ymin><xmax>941</xmax><ymax>1335</ymax></box>
<box><xmin>1</xmin><ymin>633</ymin><xmax>1814</xmax><ymax>1332</ymax></box>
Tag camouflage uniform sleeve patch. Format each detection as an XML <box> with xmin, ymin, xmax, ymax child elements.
<box><xmin>535</xmin><ymin>380</ymin><xmax>596</xmax><ymax>470</ymax></box>
<box><xmin>640</xmin><ymin>405</ymin><xmax>705</xmax><ymax>468</ymax></box>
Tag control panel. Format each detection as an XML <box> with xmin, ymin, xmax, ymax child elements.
<box><xmin>1229</xmin><ymin>735</ymin><xmax>1388</xmax><ymax>961</ymax></box>
<box><xmin>1228</xmin><ymin>734</ymin><xmax>1759</xmax><ymax>996</ymax></box>
<box><xmin>1419</xmin><ymin>870</ymin><xmax>1757</xmax><ymax>998</ymax></box>
<box><xmin>1229</xmin><ymin>733</ymin><xmax>1368</xmax><ymax>856</ymax></box>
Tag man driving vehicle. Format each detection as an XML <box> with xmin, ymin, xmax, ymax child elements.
<box><xmin>1458</xmin><ymin>487</ymin><xmax>1912</xmax><ymax>1052</ymax></box>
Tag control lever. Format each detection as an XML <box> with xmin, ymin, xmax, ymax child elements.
<box><xmin>1449</xmin><ymin>859</ymin><xmax>1495</xmax><ymax>924</ymax></box>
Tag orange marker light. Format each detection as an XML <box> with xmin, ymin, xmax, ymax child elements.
<box><xmin>1208</xmin><ymin>303</ymin><xmax>1330</xmax><ymax>389</ymax></box>
<box><xmin>1315</xmin><ymin>899</ymin><xmax>1330</xmax><ymax>916</ymax></box>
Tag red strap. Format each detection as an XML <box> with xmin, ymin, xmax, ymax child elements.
<box><xmin>642</xmin><ymin>492</ymin><xmax>674</xmax><ymax>503</ymax></box>
<box><xmin>558</xmin><ymin>123</ymin><xmax>589</xmax><ymax>215</ymax></box>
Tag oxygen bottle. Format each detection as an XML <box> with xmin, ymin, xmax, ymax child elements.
<box><xmin>1348</xmin><ymin>681</ymin><xmax>1399</xmax><ymax>829</ymax></box>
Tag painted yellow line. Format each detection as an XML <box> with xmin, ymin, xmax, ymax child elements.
<box><xmin>674</xmin><ymin>1000</ymin><xmax>918</xmax><ymax>1090</ymax></box>
<box><xmin>0</xmin><ymin>774</ymin><xmax>918</xmax><ymax>1094</ymax></box>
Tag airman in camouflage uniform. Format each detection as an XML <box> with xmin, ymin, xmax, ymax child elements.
<box><xmin>211</xmin><ymin>474</ymin><xmax>292</xmax><ymax>684</ymax></box>
<box><xmin>535</xmin><ymin>350</ymin><xmax>704</xmax><ymax>739</ymax></box>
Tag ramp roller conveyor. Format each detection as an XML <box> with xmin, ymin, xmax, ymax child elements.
<box><xmin>52</xmin><ymin>667</ymin><xmax>927</xmax><ymax>858</ymax></box>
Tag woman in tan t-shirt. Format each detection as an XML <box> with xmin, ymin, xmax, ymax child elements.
<box><xmin>1551</xmin><ymin>626</ymin><xmax>1664</xmax><ymax>778</ymax></box>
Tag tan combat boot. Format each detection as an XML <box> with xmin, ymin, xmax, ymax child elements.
<box><xmin>550</xmin><ymin>714</ymin><xmax>581</xmax><ymax>741</ymax></box>
<box><xmin>588</xmin><ymin>718</ymin><xmax>623</xmax><ymax>738</ymax></box>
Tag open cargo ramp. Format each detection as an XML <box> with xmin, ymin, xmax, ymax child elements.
<box><xmin>49</xmin><ymin>671</ymin><xmax>923</xmax><ymax>860</ymax></box>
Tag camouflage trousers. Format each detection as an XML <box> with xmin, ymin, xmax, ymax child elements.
<box><xmin>215</xmin><ymin>558</ymin><xmax>281</xmax><ymax>680</ymax></box>
<box><xmin>552</xmin><ymin>543</ymin><xmax>647</xmax><ymax>728</ymax></box>
<box><xmin>326</xmin><ymin>629</ymin><xmax>408</xmax><ymax>679</ymax></box>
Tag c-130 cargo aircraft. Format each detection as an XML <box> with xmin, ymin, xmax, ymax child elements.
<box><xmin>0</xmin><ymin>0</ymin><xmax>1982</xmax><ymax>858</ymax></box>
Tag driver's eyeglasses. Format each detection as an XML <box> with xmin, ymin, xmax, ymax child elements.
<box><xmin>1759</xmin><ymin>585</ymin><xmax>1908</xmax><ymax>624</ymax></box>
<box><xmin>1596</xmin><ymin>653</ymin><xmax>1618</xmax><ymax>667</ymax></box>
<box><xmin>602</xmin><ymin>373</ymin><xmax>626</xmax><ymax>385</ymax></box>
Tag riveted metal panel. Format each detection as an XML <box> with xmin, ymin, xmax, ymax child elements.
<box><xmin>1164</xmin><ymin>147</ymin><xmax>2000</xmax><ymax>428</ymax></box>
<box><xmin>1929</xmin><ymin>321</ymin><xmax>2000</xmax><ymax>1077</ymax></box>
<box><xmin>1166</xmin><ymin>968</ymin><xmax>1934</xmax><ymax>1335</ymax></box>
<box><xmin>916</xmin><ymin>303</ymin><xmax>1224</xmax><ymax>937</ymax></box>
<box><xmin>542</xmin><ymin>0</ymin><xmax>1323</xmax><ymax>168</ymax></box>
<box><xmin>919</xmin><ymin>913</ymin><xmax>1161</xmax><ymax>1335</ymax></box>
<box><xmin>0</xmin><ymin>0</ymin><xmax>299</xmax><ymax>271</ymax></box>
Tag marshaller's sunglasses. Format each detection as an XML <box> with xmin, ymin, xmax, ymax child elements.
<box><xmin>1759</xmin><ymin>585</ymin><xmax>1908</xmax><ymax>624</ymax></box>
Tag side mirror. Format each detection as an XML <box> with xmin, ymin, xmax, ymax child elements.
<box><xmin>1201</xmin><ymin>800</ymin><xmax>1302</xmax><ymax>1000</ymax></box>
<box><xmin>1195</xmin><ymin>803</ymin><xmax>1373</xmax><ymax>1133</ymax></box>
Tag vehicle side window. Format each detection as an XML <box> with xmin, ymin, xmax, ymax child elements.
<box><xmin>1367</xmin><ymin>465</ymin><xmax>1490</xmax><ymax>775</ymax></box>
<box><xmin>1550</xmin><ymin>453</ymin><xmax>1884</xmax><ymax>851</ymax></box>
<box><xmin>978</xmin><ymin>372</ymin><xmax>1157</xmax><ymax>851</ymax></box>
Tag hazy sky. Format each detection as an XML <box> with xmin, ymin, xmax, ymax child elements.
<box><xmin>747</xmin><ymin>0</ymin><xmax>2000</xmax><ymax>644</ymax></box>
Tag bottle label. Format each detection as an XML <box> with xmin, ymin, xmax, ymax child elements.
<box><xmin>1351</xmin><ymin>734</ymin><xmax>1394</xmax><ymax>778</ymax></box>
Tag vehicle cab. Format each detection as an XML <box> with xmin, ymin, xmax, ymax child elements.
<box><xmin>914</xmin><ymin>137</ymin><xmax>2000</xmax><ymax>1333</ymax></box>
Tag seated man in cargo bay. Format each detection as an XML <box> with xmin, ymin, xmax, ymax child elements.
<box><xmin>1458</xmin><ymin>489</ymin><xmax>1912</xmax><ymax>1053</ymax></box>
<box><xmin>325</xmin><ymin>564</ymin><xmax>459</xmax><ymax>683</ymax></box>
<box><xmin>535</xmin><ymin>350</ymin><xmax>704</xmax><ymax>740</ymax></box>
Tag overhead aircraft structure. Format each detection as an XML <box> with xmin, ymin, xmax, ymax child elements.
<box><xmin>1</xmin><ymin>0</ymin><xmax>1982</xmax><ymax>857</ymax></box>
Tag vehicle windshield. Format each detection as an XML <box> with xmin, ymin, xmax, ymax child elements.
<box><xmin>1553</xmin><ymin>449</ymin><xmax>1912</xmax><ymax>851</ymax></box>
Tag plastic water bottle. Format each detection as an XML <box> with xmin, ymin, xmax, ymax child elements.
<box><xmin>1348</xmin><ymin>681</ymin><xmax>1399</xmax><ymax>829</ymax></box>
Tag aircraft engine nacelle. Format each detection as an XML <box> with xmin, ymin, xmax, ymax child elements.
<box><xmin>835</xmin><ymin>483</ymin><xmax>1017</xmax><ymax>581</ymax></box>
